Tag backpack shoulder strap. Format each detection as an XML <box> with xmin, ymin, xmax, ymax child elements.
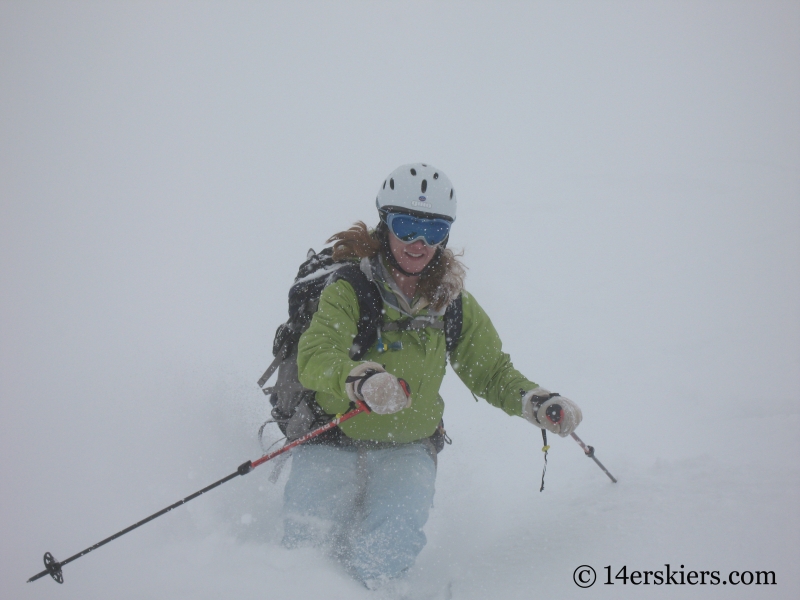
<box><xmin>329</xmin><ymin>263</ymin><xmax>383</xmax><ymax>360</ymax></box>
<box><xmin>444</xmin><ymin>293</ymin><xmax>463</xmax><ymax>353</ymax></box>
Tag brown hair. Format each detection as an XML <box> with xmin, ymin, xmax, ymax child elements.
<box><xmin>327</xmin><ymin>221</ymin><xmax>466</xmax><ymax>311</ymax></box>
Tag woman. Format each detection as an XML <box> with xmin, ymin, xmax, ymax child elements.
<box><xmin>282</xmin><ymin>163</ymin><xmax>582</xmax><ymax>588</ymax></box>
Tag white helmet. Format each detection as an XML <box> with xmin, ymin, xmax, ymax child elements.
<box><xmin>376</xmin><ymin>163</ymin><xmax>457</xmax><ymax>222</ymax></box>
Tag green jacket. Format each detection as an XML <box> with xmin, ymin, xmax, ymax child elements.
<box><xmin>297</xmin><ymin>274</ymin><xmax>538</xmax><ymax>444</ymax></box>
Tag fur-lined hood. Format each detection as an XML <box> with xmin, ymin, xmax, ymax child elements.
<box><xmin>327</xmin><ymin>221</ymin><xmax>465</xmax><ymax>312</ymax></box>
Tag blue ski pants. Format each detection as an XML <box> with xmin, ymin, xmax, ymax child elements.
<box><xmin>282</xmin><ymin>441</ymin><xmax>437</xmax><ymax>582</ymax></box>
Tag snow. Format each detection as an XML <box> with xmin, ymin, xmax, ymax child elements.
<box><xmin>1</xmin><ymin>2</ymin><xmax>798</xmax><ymax>599</ymax></box>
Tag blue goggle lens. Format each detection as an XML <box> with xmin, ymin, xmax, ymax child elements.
<box><xmin>386</xmin><ymin>213</ymin><xmax>451</xmax><ymax>246</ymax></box>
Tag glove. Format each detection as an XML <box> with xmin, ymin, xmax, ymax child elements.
<box><xmin>345</xmin><ymin>361</ymin><xmax>412</xmax><ymax>415</ymax></box>
<box><xmin>522</xmin><ymin>387</ymin><xmax>582</xmax><ymax>437</ymax></box>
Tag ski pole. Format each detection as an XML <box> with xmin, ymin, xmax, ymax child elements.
<box><xmin>570</xmin><ymin>432</ymin><xmax>617</xmax><ymax>483</ymax></box>
<box><xmin>27</xmin><ymin>399</ymin><xmax>371</xmax><ymax>585</ymax></box>
<box><xmin>543</xmin><ymin>400</ymin><xmax>617</xmax><ymax>484</ymax></box>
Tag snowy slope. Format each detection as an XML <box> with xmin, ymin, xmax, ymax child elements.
<box><xmin>9</xmin><ymin>376</ymin><xmax>796</xmax><ymax>600</ymax></box>
<box><xmin>2</xmin><ymin>2</ymin><xmax>798</xmax><ymax>600</ymax></box>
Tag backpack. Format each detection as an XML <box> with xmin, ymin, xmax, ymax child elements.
<box><xmin>257</xmin><ymin>247</ymin><xmax>463</xmax><ymax>450</ymax></box>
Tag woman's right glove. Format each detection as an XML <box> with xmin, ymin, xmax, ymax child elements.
<box><xmin>522</xmin><ymin>387</ymin><xmax>582</xmax><ymax>437</ymax></box>
<box><xmin>345</xmin><ymin>361</ymin><xmax>412</xmax><ymax>415</ymax></box>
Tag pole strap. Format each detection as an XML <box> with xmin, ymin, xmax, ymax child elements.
<box><xmin>539</xmin><ymin>428</ymin><xmax>549</xmax><ymax>492</ymax></box>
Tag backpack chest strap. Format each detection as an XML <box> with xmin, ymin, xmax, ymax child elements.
<box><xmin>381</xmin><ymin>316</ymin><xmax>445</xmax><ymax>333</ymax></box>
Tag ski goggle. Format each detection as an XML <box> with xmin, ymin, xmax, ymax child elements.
<box><xmin>385</xmin><ymin>213</ymin><xmax>452</xmax><ymax>246</ymax></box>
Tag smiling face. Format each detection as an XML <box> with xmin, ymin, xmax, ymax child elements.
<box><xmin>387</xmin><ymin>231</ymin><xmax>439</xmax><ymax>275</ymax></box>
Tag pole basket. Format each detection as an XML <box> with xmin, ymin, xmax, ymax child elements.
<box><xmin>43</xmin><ymin>552</ymin><xmax>63</xmax><ymax>584</ymax></box>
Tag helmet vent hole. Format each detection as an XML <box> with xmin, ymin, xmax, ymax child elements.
<box><xmin>450</xmin><ymin>189</ymin><xmax>454</xmax><ymax>199</ymax></box>
<box><xmin>383</xmin><ymin>180</ymin><xmax>386</xmax><ymax>189</ymax></box>
<box><xmin>433</xmin><ymin>172</ymin><xmax>439</xmax><ymax>179</ymax></box>
<box><xmin>421</xmin><ymin>179</ymin><xmax>428</xmax><ymax>193</ymax></box>
<box><xmin>390</xmin><ymin>178</ymin><xmax>395</xmax><ymax>190</ymax></box>
<box><xmin>410</xmin><ymin>168</ymin><xmax>417</xmax><ymax>176</ymax></box>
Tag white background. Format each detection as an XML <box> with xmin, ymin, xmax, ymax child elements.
<box><xmin>2</xmin><ymin>2</ymin><xmax>798</xmax><ymax>598</ymax></box>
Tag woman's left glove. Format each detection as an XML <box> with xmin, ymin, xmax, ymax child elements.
<box><xmin>345</xmin><ymin>361</ymin><xmax>412</xmax><ymax>415</ymax></box>
<box><xmin>522</xmin><ymin>387</ymin><xmax>582</xmax><ymax>437</ymax></box>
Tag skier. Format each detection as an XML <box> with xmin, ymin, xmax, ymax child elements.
<box><xmin>281</xmin><ymin>163</ymin><xmax>583</xmax><ymax>588</ymax></box>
